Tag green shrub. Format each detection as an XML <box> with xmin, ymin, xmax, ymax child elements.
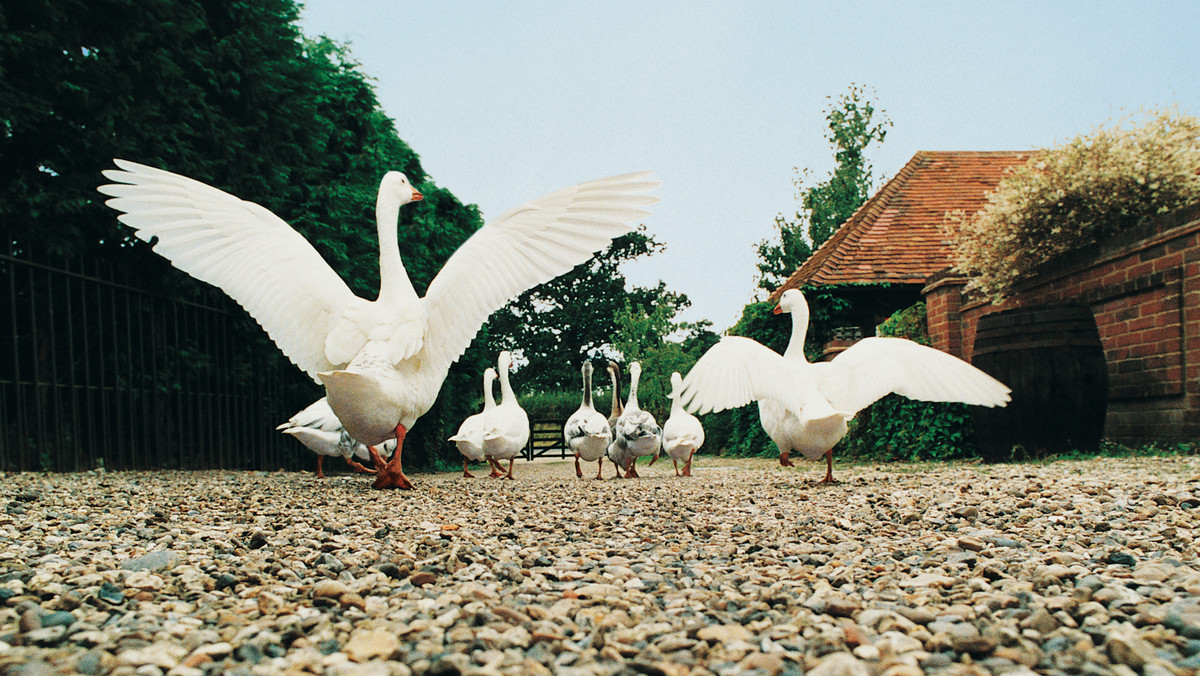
<box><xmin>511</xmin><ymin>390</ymin><xmax>582</xmax><ymax>420</ymax></box>
<box><xmin>952</xmin><ymin>108</ymin><xmax>1200</xmax><ymax>301</ymax></box>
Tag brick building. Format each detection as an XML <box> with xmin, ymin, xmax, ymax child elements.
<box><xmin>773</xmin><ymin>150</ymin><xmax>1200</xmax><ymax>444</ymax></box>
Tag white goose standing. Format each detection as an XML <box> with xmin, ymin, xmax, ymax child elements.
<box><xmin>680</xmin><ymin>289</ymin><xmax>1011</xmax><ymax>483</ymax></box>
<box><xmin>276</xmin><ymin>397</ymin><xmax>395</xmax><ymax>479</ymax></box>
<box><xmin>448</xmin><ymin>367</ymin><xmax>503</xmax><ymax>478</ymax></box>
<box><xmin>610</xmin><ymin>362</ymin><xmax>661</xmax><ymax>478</ymax></box>
<box><xmin>661</xmin><ymin>372</ymin><xmax>705</xmax><ymax>477</ymax></box>
<box><xmin>482</xmin><ymin>351</ymin><xmax>529</xmax><ymax>480</ymax></box>
<box><xmin>99</xmin><ymin>160</ymin><xmax>657</xmax><ymax>489</ymax></box>
<box><xmin>564</xmin><ymin>361</ymin><xmax>612</xmax><ymax>479</ymax></box>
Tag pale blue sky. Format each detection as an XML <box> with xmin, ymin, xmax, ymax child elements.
<box><xmin>298</xmin><ymin>1</ymin><xmax>1199</xmax><ymax>332</ymax></box>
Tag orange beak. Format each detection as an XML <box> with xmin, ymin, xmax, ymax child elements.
<box><xmin>772</xmin><ymin>304</ymin><xmax>783</xmax><ymax>315</ymax></box>
<box><xmin>411</xmin><ymin>189</ymin><xmax>424</xmax><ymax>202</ymax></box>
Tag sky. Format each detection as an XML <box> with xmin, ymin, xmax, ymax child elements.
<box><xmin>297</xmin><ymin>1</ymin><xmax>1200</xmax><ymax>333</ymax></box>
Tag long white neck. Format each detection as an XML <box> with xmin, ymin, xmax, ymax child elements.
<box><xmin>784</xmin><ymin>307</ymin><xmax>810</xmax><ymax>361</ymax></box>
<box><xmin>581</xmin><ymin>364</ymin><xmax>594</xmax><ymax>409</ymax></box>
<box><xmin>499</xmin><ymin>360</ymin><xmax>515</xmax><ymax>404</ymax></box>
<box><xmin>608</xmin><ymin>366</ymin><xmax>622</xmax><ymax>417</ymax></box>
<box><xmin>627</xmin><ymin>364</ymin><xmax>641</xmax><ymax>411</ymax></box>
<box><xmin>483</xmin><ymin>371</ymin><xmax>497</xmax><ymax>411</ymax></box>
<box><xmin>375</xmin><ymin>187</ymin><xmax>417</xmax><ymax>304</ymax></box>
<box><xmin>669</xmin><ymin>375</ymin><xmax>685</xmax><ymax>414</ymax></box>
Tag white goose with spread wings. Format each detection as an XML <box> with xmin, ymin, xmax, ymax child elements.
<box><xmin>680</xmin><ymin>289</ymin><xmax>1011</xmax><ymax>483</ymax></box>
<box><xmin>99</xmin><ymin>160</ymin><xmax>657</xmax><ymax>489</ymax></box>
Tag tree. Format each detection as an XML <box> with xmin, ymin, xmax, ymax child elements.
<box><xmin>485</xmin><ymin>227</ymin><xmax>693</xmax><ymax>394</ymax></box>
<box><xmin>953</xmin><ymin>108</ymin><xmax>1200</xmax><ymax>301</ymax></box>
<box><xmin>757</xmin><ymin>84</ymin><xmax>891</xmax><ymax>291</ymax></box>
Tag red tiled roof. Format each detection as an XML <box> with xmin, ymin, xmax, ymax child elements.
<box><xmin>771</xmin><ymin>151</ymin><xmax>1030</xmax><ymax>300</ymax></box>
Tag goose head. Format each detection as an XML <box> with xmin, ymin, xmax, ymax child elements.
<box><xmin>379</xmin><ymin>172</ymin><xmax>424</xmax><ymax>207</ymax></box>
<box><xmin>772</xmin><ymin>289</ymin><xmax>808</xmax><ymax>316</ymax></box>
<box><xmin>668</xmin><ymin>372</ymin><xmax>684</xmax><ymax>403</ymax></box>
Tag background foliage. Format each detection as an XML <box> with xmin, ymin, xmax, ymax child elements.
<box><xmin>609</xmin><ymin>299</ymin><xmax>716</xmax><ymax>421</ymax></box>
<box><xmin>485</xmin><ymin>227</ymin><xmax>696</xmax><ymax>395</ymax></box>
<box><xmin>756</xmin><ymin>84</ymin><xmax>891</xmax><ymax>292</ymax></box>
<box><xmin>952</xmin><ymin>108</ymin><xmax>1200</xmax><ymax>301</ymax></box>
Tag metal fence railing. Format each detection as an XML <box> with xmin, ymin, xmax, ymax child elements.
<box><xmin>0</xmin><ymin>245</ymin><xmax>313</xmax><ymax>473</ymax></box>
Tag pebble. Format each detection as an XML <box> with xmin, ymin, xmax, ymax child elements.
<box><xmin>0</xmin><ymin>456</ymin><xmax>1197</xmax><ymax>675</ymax></box>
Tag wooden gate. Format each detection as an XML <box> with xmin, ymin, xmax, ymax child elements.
<box><xmin>524</xmin><ymin>418</ymin><xmax>569</xmax><ymax>461</ymax></box>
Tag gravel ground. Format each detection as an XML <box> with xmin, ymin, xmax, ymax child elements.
<box><xmin>2</xmin><ymin>454</ymin><xmax>1199</xmax><ymax>676</ymax></box>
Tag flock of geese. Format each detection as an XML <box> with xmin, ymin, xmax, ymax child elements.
<box><xmin>99</xmin><ymin>161</ymin><xmax>1011</xmax><ymax>488</ymax></box>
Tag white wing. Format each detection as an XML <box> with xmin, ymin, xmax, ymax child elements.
<box><xmin>678</xmin><ymin>337</ymin><xmax>814</xmax><ymax>415</ymax></box>
<box><xmin>98</xmin><ymin>160</ymin><xmax>355</xmax><ymax>382</ymax></box>
<box><xmin>816</xmin><ymin>337</ymin><xmax>1012</xmax><ymax>414</ymax></box>
<box><xmin>420</xmin><ymin>172</ymin><xmax>658</xmax><ymax>375</ymax></box>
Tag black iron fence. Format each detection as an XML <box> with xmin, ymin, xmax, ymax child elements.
<box><xmin>0</xmin><ymin>246</ymin><xmax>316</xmax><ymax>473</ymax></box>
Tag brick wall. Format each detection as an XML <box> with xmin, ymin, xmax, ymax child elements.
<box><xmin>923</xmin><ymin>204</ymin><xmax>1200</xmax><ymax>445</ymax></box>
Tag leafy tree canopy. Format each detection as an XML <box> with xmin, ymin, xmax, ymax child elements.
<box><xmin>610</xmin><ymin>297</ymin><xmax>717</xmax><ymax>421</ymax></box>
<box><xmin>485</xmin><ymin>226</ymin><xmax>698</xmax><ymax>394</ymax></box>
<box><xmin>757</xmin><ymin>84</ymin><xmax>891</xmax><ymax>292</ymax></box>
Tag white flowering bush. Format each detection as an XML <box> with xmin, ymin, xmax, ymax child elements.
<box><xmin>951</xmin><ymin>109</ymin><xmax>1200</xmax><ymax>301</ymax></box>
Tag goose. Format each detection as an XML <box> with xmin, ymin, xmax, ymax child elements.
<box><xmin>604</xmin><ymin>361</ymin><xmax>626</xmax><ymax>478</ymax></box>
<box><xmin>276</xmin><ymin>398</ymin><xmax>396</xmax><ymax>479</ymax></box>
<box><xmin>610</xmin><ymin>362</ymin><xmax>662</xmax><ymax>478</ymax></box>
<box><xmin>449</xmin><ymin>367</ymin><xmax>505</xmax><ymax>478</ymax></box>
<box><xmin>680</xmin><ymin>289</ymin><xmax>1011</xmax><ymax>483</ymax></box>
<box><xmin>661</xmin><ymin>372</ymin><xmax>705</xmax><ymax>476</ymax></box>
<box><xmin>564</xmin><ymin>361</ymin><xmax>612</xmax><ymax>479</ymax></box>
<box><xmin>98</xmin><ymin>160</ymin><xmax>657</xmax><ymax>489</ymax></box>
<box><xmin>482</xmin><ymin>351</ymin><xmax>529</xmax><ymax>480</ymax></box>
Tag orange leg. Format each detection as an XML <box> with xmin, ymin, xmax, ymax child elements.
<box><xmin>611</xmin><ymin>458</ymin><xmax>624</xmax><ymax>479</ymax></box>
<box><xmin>345</xmin><ymin>454</ymin><xmax>376</xmax><ymax>474</ymax></box>
<box><xmin>647</xmin><ymin>452</ymin><xmax>658</xmax><ymax>467</ymax></box>
<box><xmin>316</xmin><ymin>455</ymin><xmax>327</xmax><ymax>480</ymax></box>
<box><xmin>672</xmin><ymin>458</ymin><xmax>681</xmax><ymax>477</ymax></box>
<box><xmin>370</xmin><ymin>424</ymin><xmax>413</xmax><ymax>490</ymax></box>
<box><xmin>504</xmin><ymin>458</ymin><xmax>515</xmax><ymax>480</ymax></box>
<box><xmin>574</xmin><ymin>454</ymin><xmax>583</xmax><ymax>478</ymax></box>
<box><xmin>462</xmin><ymin>459</ymin><xmax>474</xmax><ymax>478</ymax></box>
<box><xmin>594</xmin><ymin>459</ymin><xmax>604</xmax><ymax>480</ymax></box>
<box><xmin>779</xmin><ymin>450</ymin><xmax>795</xmax><ymax>467</ymax></box>
<box><xmin>819</xmin><ymin>448</ymin><xmax>836</xmax><ymax>484</ymax></box>
<box><xmin>683</xmin><ymin>450</ymin><xmax>695</xmax><ymax>477</ymax></box>
<box><xmin>488</xmin><ymin>457</ymin><xmax>504</xmax><ymax>478</ymax></box>
<box><xmin>624</xmin><ymin>458</ymin><xmax>639</xmax><ymax>479</ymax></box>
